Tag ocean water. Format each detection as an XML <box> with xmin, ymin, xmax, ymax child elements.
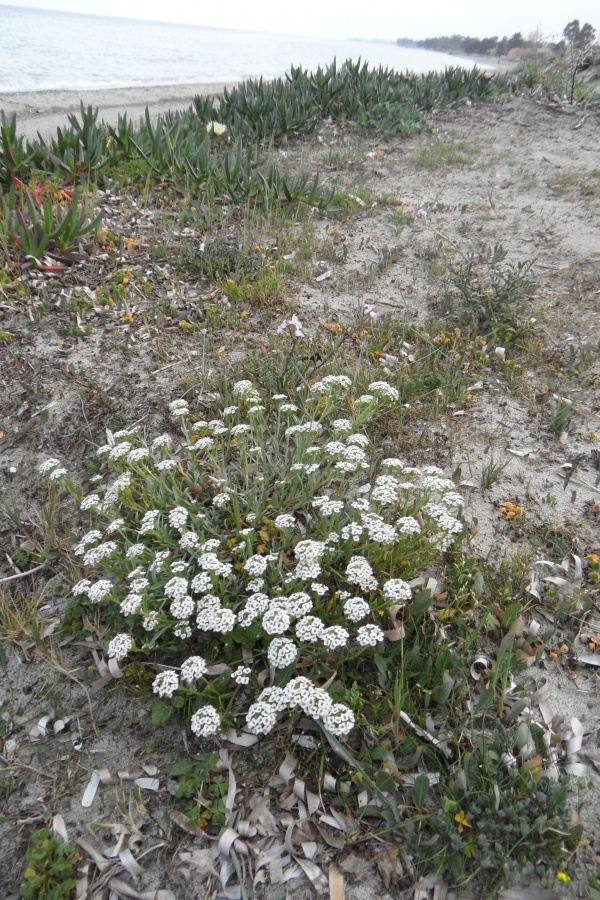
<box><xmin>0</xmin><ymin>4</ymin><xmax>479</xmax><ymax>93</ymax></box>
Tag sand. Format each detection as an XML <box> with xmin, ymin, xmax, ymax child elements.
<box><xmin>0</xmin><ymin>82</ymin><xmax>237</xmax><ymax>141</ymax></box>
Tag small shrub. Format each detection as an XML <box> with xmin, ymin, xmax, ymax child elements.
<box><xmin>45</xmin><ymin>371</ymin><xmax>465</xmax><ymax>744</ymax></box>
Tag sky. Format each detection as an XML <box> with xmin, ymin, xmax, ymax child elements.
<box><xmin>2</xmin><ymin>0</ymin><xmax>598</xmax><ymax>42</ymax></box>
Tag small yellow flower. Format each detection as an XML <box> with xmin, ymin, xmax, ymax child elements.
<box><xmin>454</xmin><ymin>811</ymin><xmax>472</xmax><ymax>833</ymax></box>
<box><xmin>557</xmin><ymin>871</ymin><xmax>571</xmax><ymax>883</ymax></box>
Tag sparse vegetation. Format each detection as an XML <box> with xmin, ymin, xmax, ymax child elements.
<box><xmin>1</xmin><ymin>51</ymin><xmax>599</xmax><ymax>900</ymax></box>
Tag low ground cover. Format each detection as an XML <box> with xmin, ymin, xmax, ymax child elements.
<box><xmin>1</xmin><ymin>59</ymin><xmax>600</xmax><ymax>900</ymax></box>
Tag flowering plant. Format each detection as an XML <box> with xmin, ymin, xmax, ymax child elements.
<box><xmin>44</xmin><ymin>376</ymin><xmax>464</xmax><ymax>743</ymax></box>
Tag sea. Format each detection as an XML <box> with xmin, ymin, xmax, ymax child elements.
<box><xmin>0</xmin><ymin>4</ymin><xmax>479</xmax><ymax>93</ymax></box>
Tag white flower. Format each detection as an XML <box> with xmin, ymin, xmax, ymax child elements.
<box><xmin>198</xmin><ymin>552</ymin><xmax>232</xmax><ymax>577</ymax></box>
<box><xmin>207</xmin><ymin>120</ymin><xmax>227</xmax><ymax>135</ymax></box>
<box><xmin>143</xmin><ymin>611</ymin><xmax>159</xmax><ymax>631</ymax></box>
<box><xmin>244</xmin><ymin>554</ymin><xmax>269</xmax><ymax>576</ymax></box>
<box><xmin>121</xmin><ymin>593</ymin><xmax>143</xmax><ymax>615</ymax></box>
<box><xmin>174</xmin><ymin>621</ymin><xmax>192</xmax><ymax>639</ymax></box>
<box><xmin>322</xmin><ymin>625</ymin><xmax>349</xmax><ymax>650</ymax></box>
<box><xmin>381</xmin><ymin>457</ymin><xmax>406</xmax><ymax>469</ymax></box>
<box><xmin>83</xmin><ymin>541</ymin><xmax>118</xmax><ymax>566</ymax></box>
<box><xmin>362</xmin><ymin>513</ymin><xmax>397</xmax><ymax>545</ymax></box>
<box><xmin>170</xmin><ymin>595</ymin><xmax>195</xmax><ymax>618</ymax></box>
<box><xmin>130</xmin><ymin>577</ymin><xmax>149</xmax><ymax>592</ymax></box>
<box><xmin>283</xmin><ymin>676</ymin><xmax>314</xmax><ymax>709</ymax></box>
<box><xmin>346</xmin><ymin>433</ymin><xmax>369</xmax><ymax>446</ymax></box>
<box><xmin>169</xmin><ymin>506</ymin><xmax>188</xmax><ymax>530</ymax></box>
<box><xmin>164</xmin><ymin>576</ymin><xmax>189</xmax><ymax>600</ymax></box>
<box><xmin>152</xmin><ymin>434</ymin><xmax>172</xmax><ymax>452</ymax></box>
<box><xmin>346</xmin><ymin>556</ymin><xmax>378</xmax><ymax>592</ymax></box>
<box><xmin>149</xmin><ymin>550</ymin><xmax>170</xmax><ymax>573</ymax></box>
<box><xmin>125</xmin><ymin>543</ymin><xmax>146</xmax><ymax>559</ymax></box>
<box><xmin>257</xmin><ymin>686</ymin><xmax>288</xmax><ymax>711</ymax></box>
<box><xmin>310</xmin><ymin>375</ymin><xmax>351</xmax><ymax>393</ymax></box>
<box><xmin>355</xmin><ymin>394</ymin><xmax>374</xmax><ymax>404</ymax></box>
<box><xmin>283</xmin><ymin>591</ymin><xmax>313</xmax><ymax>617</ymax></box>
<box><xmin>109</xmin><ymin>442</ymin><xmax>131</xmax><ymax>460</ymax></box>
<box><xmin>296</xmin><ymin>615</ymin><xmax>325</xmax><ymax>642</ymax></box>
<box><xmin>72</xmin><ymin>579</ymin><xmax>92</xmax><ymax>596</ymax></box>
<box><xmin>192</xmin><ymin>436</ymin><xmax>215</xmax><ymax>451</ymax></box>
<box><xmin>179</xmin><ymin>531</ymin><xmax>200</xmax><ymax>550</ymax></box>
<box><xmin>127</xmin><ymin>567</ymin><xmax>145</xmax><ymax>580</ymax></box>
<box><xmin>48</xmin><ymin>467</ymin><xmax>68</xmax><ymax>481</ymax></box>
<box><xmin>88</xmin><ymin>580</ymin><xmax>113</xmax><ymax>603</ymax></box>
<box><xmin>341</xmin><ymin>522</ymin><xmax>364</xmax><ymax>541</ymax></box>
<box><xmin>156</xmin><ymin>459</ymin><xmax>177</xmax><ymax>472</ymax></box>
<box><xmin>302</xmin><ymin>687</ymin><xmax>332</xmax><ymax>719</ymax></box>
<box><xmin>274</xmin><ymin>514</ymin><xmax>296</xmax><ymax>529</ymax></box>
<box><xmin>105</xmin><ymin>518</ymin><xmax>125</xmax><ymax>535</ymax></box>
<box><xmin>190</xmin><ymin>705</ymin><xmax>221</xmax><ymax>737</ymax></box>
<box><xmin>311</xmin><ymin>582</ymin><xmax>328</xmax><ymax>596</ymax></box>
<box><xmin>246</xmin><ymin>701</ymin><xmax>277</xmax><ymax>735</ymax></box>
<box><xmin>80</xmin><ymin>493</ymin><xmax>101</xmax><ymax>511</ymax></box>
<box><xmin>199</xmin><ymin>539</ymin><xmax>221</xmax><ymax>552</ymax></box>
<box><xmin>267</xmin><ymin>637</ymin><xmax>298</xmax><ymax>669</ymax></box>
<box><xmin>39</xmin><ymin>457</ymin><xmax>61</xmax><ymax>475</ymax></box>
<box><xmin>383</xmin><ymin>578</ymin><xmax>412</xmax><ymax>601</ymax></box>
<box><xmin>396</xmin><ymin>516</ymin><xmax>421</xmax><ymax>534</ymax></box>
<box><xmin>332</xmin><ymin>418</ymin><xmax>352</xmax><ymax>431</ymax></box>
<box><xmin>223</xmin><ymin>406</ymin><xmax>238</xmax><ymax>415</ymax></box>
<box><xmin>153</xmin><ymin>670</ymin><xmax>179</xmax><ymax>698</ymax></box>
<box><xmin>231</xmin><ymin>423</ymin><xmax>251</xmax><ymax>436</ymax></box>
<box><xmin>181</xmin><ymin>656</ymin><xmax>207</xmax><ymax>683</ymax></box>
<box><xmin>169</xmin><ymin>399</ymin><xmax>189</xmax><ymax>418</ymax></box>
<box><xmin>285</xmin><ymin>422</ymin><xmax>322</xmax><ymax>437</ymax></box>
<box><xmin>171</xmin><ymin>561</ymin><xmax>189</xmax><ymax>573</ymax></box>
<box><xmin>107</xmin><ymin>633</ymin><xmax>133</xmax><ymax>660</ymax></box>
<box><xmin>368</xmin><ymin>381</ymin><xmax>399</xmax><ymax>402</ymax></box>
<box><xmin>344</xmin><ymin>597</ymin><xmax>370</xmax><ymax>621</ymax></box>
<box><xmin>212</xmin><ymin>492</ymin><xmax>230</xmax><ymax>508</ymax></box>
<box><xmin>191</xmin><ymin>571</ymin><xmax>213</xmax><ymax>593</ymax></box>
<box><xmin>127</xmin><ymin>447</ymin><xmax>150</xmax><ymax>463</ymax></box>
<box><xmin>212</xmin><ymin>607</ymin><xmax>237</xmax><ymax>633</ymax></box>
<box><xmin>262</xmin><ymin>606</ymin><xmax>291</xmax><ymax>635</ymax></box>
<box><xmin>231</xmin><ymin>666</ymin><xmax>252</xmax><ymax>685</ymax></box>
<box><xmin>357</xmin><ymin>624</ymin><xmax>385</xmax><ymax>646</ymax></box>
<box><xmin>74</xmin><ymin>530</ymin><xmax>103</xmax><ymax>555</ymax></box>
<box><xmin>323</xmin><ymin>703</ymin><xmax>355</xmax><ymax>736</ymax></box>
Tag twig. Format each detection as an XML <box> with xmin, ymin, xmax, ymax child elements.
<box><xmin>0</xmin><ymin>563</ymin><xmax>47</xmax><ymax>585</ymax></box>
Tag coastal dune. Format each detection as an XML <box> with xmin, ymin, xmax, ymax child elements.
<box><xmin>0</xmin><ymin>82</ymin><xmax>237</xmax><ymax>141</ymax></box>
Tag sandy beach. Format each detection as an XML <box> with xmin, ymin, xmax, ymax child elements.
<box><xmin>0</xmin><ymin>82</ymin><xmax>237</xmax><ymax>141</ymax></box>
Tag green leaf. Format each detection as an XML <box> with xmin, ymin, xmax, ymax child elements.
<box><xmin>151</xmin><ymin>702</ymin><xmax>173</xmax><ymax>727</ymax></box>
<box><xmin>411</xmin><ymin>773</ymin><xmax>430</xmax><ymax>807</ymax></box>
<box><xmin>475</xmin><ymin>686</ymin><xmax>494</xmax><ymax>712</ymax></box>
<box><xmin>170</xmin><ymin>760</ymin><xmax>194</xmax><ymax>777</ymax></box>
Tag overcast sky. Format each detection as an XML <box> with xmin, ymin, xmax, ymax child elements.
<box><xmin>3</xmin><ymin>1</ymin><xmax>598</xmax><ymax>42</ymax></box>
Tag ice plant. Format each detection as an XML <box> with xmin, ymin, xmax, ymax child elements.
<box><xmin>45</xmin><ymin>375</ymin><xmax>464</xmax><ymax>744</ymax></box>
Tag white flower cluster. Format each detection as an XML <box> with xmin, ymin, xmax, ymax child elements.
<box><xmin>310</xmin><ymin>375</ymin><xmax>352</xmax><ymax>394</ymax></box>
<box><xmin>59</xmin><ymin>374</ymin><xmax>468</xmax><ymax>750</ymax></box>
<box><xmin>246</xmin><ymin>677</ymin><xmax>355</xmax><ymax>737</ymax></box>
